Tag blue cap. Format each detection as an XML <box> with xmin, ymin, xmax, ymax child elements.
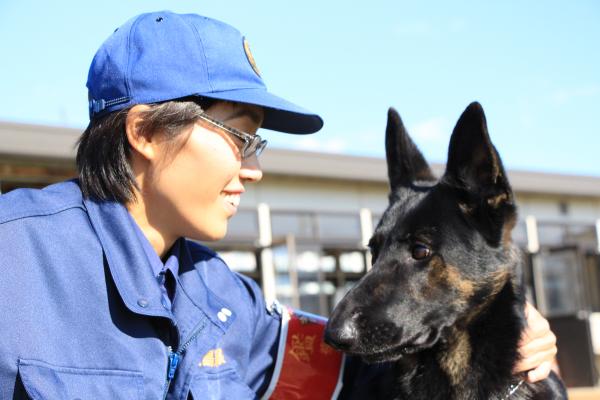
<box><xmin>87</xmin><ymin>11</ymin><xmax>323</xmax><ymax>134</ymax></box>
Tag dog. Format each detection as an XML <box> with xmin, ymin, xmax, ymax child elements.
<box><xmin>325</xmin><ymin>103</ymin><xmax>567</xmax><ymax>399</ymax></box>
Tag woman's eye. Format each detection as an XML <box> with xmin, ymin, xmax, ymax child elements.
<box><xmin>411</xmin><ymin>244</ymin><xmax>431</xmax><ymax>260</ymax></box>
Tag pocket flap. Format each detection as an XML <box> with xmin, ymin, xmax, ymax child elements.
<box><xmin>18</xmin><ymin>359</ymin><xmax>143</xmax><ymax>400</ymax></box>
<box><xmin>190</xmin><ymin>369</ymin><xmax>255</xmax><ymax>399</ymax></box>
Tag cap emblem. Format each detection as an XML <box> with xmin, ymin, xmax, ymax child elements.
<box><xmin>243</xmin><ymin>37</ymin><xmax>261</xmax><ymax>77</ymax></box>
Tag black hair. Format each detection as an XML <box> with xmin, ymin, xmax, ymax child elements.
<box><xmin>76</xmin><ymin>97</ymin><xmax>215</xmax><ymax>203</ymax></box>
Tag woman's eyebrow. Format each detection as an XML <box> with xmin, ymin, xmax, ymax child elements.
<box><xmin>223</xmin><ymin>108</ymin><xmax>263</xmax><ymax>125</ymax></box>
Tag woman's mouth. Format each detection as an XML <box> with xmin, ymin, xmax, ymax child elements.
<box><xmin>223</xmin><ymin>193</ymin><xmax>241</xmax><ymax>215</ymax></box>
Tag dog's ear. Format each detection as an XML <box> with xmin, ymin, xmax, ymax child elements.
<box><xmin>386</xmin><ymin>107</ymin><xmax>435</xmax><ymax>191</ymax></box>
<box><xmin>443</xmin><ymin>102</ymin><xmax>516</xmax><ymax>244</ymax></box>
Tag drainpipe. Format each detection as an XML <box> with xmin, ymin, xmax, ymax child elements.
<box><xmin>257</xmin><ymin>203</ymin><xmax>276</xmax><ymax>305</ymax></box>
<box><xmin>595</xmin><ymin>219</ymin><xmax>600</xmax><ymax>254</ymax></box>
<box><xmin>525</xmin><ymin>215</ymin><xmax>540</xmax><ymax>254</ymax></box>
<box><xmin>526</xmin><ymin>215</ymin><xmax>547</xmax><ymax>313</ymax></box>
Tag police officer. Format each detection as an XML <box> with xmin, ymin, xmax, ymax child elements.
<box><xmin>0</xmin><ymin>10</ymin><xmax>556</xmax><ymax>399</ymax></box>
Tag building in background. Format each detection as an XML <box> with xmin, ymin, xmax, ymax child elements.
<box><xmin>2</xmin><ymin>120</ymin><xmax>600</xmax><ymax>388</ymax></box>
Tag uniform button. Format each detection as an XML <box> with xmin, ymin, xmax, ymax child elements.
<box><xmin>137</xmin><ymin>298</ymin><xmax>149</xmax><ymax>308</ymax></box>
<box><xmin>221</xmin><ymin>308</ymin><xmax>232</xmax><ymax>317</ymax></box>
<box><xmin>217</xmin><ymin>311</ymin><xmax>227</xmax><ymax>322</ymax></box>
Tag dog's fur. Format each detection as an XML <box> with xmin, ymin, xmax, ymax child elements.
<box><xmin>325</xmin><ymin>103</ymin><xmax>566</xmax><ymax>399</ymax></box>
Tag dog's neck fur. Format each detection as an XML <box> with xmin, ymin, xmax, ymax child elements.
<box><xmin>391</xmin><ymin>273</ymin><xmax>526</xmax><ymax>400</ymax></box>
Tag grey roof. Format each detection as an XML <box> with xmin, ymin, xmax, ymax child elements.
<box><xmin>260</xmin><ymin>148</ymin><xmax>600</xmax><ymax>197</ymax></box>
<box><xmin>1</xmin><ymin>120</ymin><xmax>599</xmax><ymax>197</ymax></box>
<box><xmin>0</xmin><ymin>120</ymin><xmax>79</xmax><ymax>163</ymax></box>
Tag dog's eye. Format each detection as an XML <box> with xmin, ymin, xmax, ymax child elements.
<box><xmin>411</xmin><ymin>244</ymin><xmax>431</xmax><ymax>260</ymax></box>
<box><xmin>369</xmin><ymin>246</ymin><xmax>379</xmax><ymax>263</ymax></box>
<box><xmin>368</xmin><ymin>236</ymin><xmax>381</xmax><ymax>262</ymax></box>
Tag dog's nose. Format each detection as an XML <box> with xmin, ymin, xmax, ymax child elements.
<box><xmin>324</xmin><ymin>318</ymin><xmax>358</xmax><ymax>351</ymax></box>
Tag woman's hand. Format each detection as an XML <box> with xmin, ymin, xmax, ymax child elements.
<box><xmin>514</xmin><ymin>302</ymin><xmax>558</xmax><ymax>382</ymax></box>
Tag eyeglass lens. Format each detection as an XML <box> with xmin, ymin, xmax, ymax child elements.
<box><xmin>243</xmin><ymin>137</ymin><xmax>267</xmax><ymax>158</ymax></box>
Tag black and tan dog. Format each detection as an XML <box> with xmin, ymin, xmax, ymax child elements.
<box><xmin>325</xmin><ymin>103</ymin><xmax>566</xmax><ymax>399</ymax></box>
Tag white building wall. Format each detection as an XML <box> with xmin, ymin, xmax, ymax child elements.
<box><xmin>241</xmin><ymin>176</ymin><xmax>390</xmax><ymax>214</ymax></box>
<box><xmin>239</xmin><ymin>175</ymin><xmax>600</xmax><ymax>232</ymax></box>
<box><xmin>517</xmin><ymin>195</ymin><xmax>600</xmax><ymax>223</ymax></box>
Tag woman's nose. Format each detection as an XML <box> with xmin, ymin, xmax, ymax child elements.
<box><xmin>239</xmin><ymin>154</ymin><xmax>263</xmax><ymax>183</ymax></box>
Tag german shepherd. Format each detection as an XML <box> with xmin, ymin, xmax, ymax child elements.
<box><xmin>325</xmin><ymin>103</ymin><xmax>567</xmax><ymax>399</ymax></box>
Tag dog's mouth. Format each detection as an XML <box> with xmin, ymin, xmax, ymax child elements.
<box><xmin>355</xmin><ymin>328</ymin><xmax>441</xmax><ymax>363</ymax></box>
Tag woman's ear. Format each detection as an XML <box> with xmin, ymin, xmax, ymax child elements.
<box><xmin>125</xmin><ymin>104</ymin><xmax>157</xmax><ymax>161</ymax></box>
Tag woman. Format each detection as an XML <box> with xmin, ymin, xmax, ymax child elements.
<box><xmin>0</xmin><ymin>10</ymin><xmax>556</xmax><ymax>399</ymax></box>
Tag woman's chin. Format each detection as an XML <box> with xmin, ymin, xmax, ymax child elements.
<box><xmin>188</xmin><ymin>224</ymin><xmax>228</xmax><ymax>242</ymax></box>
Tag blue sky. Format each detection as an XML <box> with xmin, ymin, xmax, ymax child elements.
<box><xmin>1</xmin><ymin>1</ymin><xmax>598</xmax><ymax>176</ymax></box>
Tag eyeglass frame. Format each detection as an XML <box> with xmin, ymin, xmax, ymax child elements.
<box><xmin>197</xmin><ymin>113</ymin><xmax>267</xmax><ymax>159</ymax></box>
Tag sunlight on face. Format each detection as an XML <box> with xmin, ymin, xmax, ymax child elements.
<box><xmin>143</xmin><ymin>101</ymin><xmax>264</xmax><ymax>243</ymax></box>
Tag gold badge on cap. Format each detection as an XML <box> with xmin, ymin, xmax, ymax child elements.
<box><xmin>243</xmin><ymin>37</ymin><xmax>261</xmax><ymax>77</ymax></box>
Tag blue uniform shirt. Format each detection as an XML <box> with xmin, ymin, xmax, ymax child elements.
<box><xmin>0</xmin><ymin>180</ymin><xmax>281</xmax><ymax>399</ymax></box>
<box><xmin>127</xmin><ymin>212</ymin><xmax>179</xmax><ymax>312</ymax></box>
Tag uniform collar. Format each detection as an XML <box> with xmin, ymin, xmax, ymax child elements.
<box><xmin>82</xmin><ymin>190</ymin><xmax>234</xmax><ymax>330</ymax></box>
<box><xmin>83</xmin><ymin>195</ymin><xmax>172</xmax><ymax>318</ymax></box>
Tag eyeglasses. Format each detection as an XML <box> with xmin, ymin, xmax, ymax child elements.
<box><xmin>197</xmin><ymin>113</ymin><xmax>267</xmax><ymax>159</ymax></box>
